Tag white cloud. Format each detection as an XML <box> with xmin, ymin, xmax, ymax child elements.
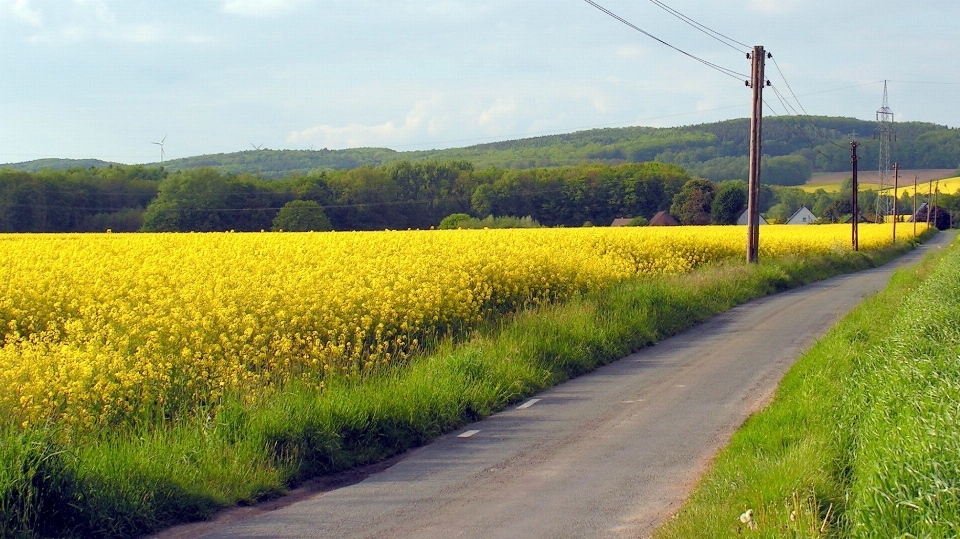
<box><xmin>477</xmin><ymin>98</ymin><xmax>518</xmax><ymax>130</ymax></box>
<box><xmin>113</xmin><ymin>23</ymin><xmax>163</xmax><ymax>43</ymax></box>
<box><xmin>10</xmin><ymin>1</ymin><xmax>210</xmax><ymax>45</ymax></box>
<box><xmin>285</xmin><ymin>81</ymin><xmax>637</xmax><ymax>151</ymax></box>
<box><xmin>2</xmin><ymin>0</ymin><xmax>43</xmax><ymax>26</ymax></box>
<box><xmin>221</xmin><ymin>0</ymin><xmax>307</xmax><ymax>17</ymax></box>
<box><xmin>748</xmin><ymin>0</ymin><xmax>803</xmax><ymax>13</ymax></box>
<box><xmin>615</xmin><ymin>44</ymin><xmax>647</xmax><ymax>60</ymax></box>
<box><xmin>288</xmin><ymin>98</ymin><xmax>442</xmax><ymax>149</ymax></box>
<box><xmin>71</xmin><ymin>0</ymin><xmax>115</xmax><ymax>23</ymax></box>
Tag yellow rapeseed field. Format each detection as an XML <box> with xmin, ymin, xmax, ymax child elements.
<box><xmin>800</xmin><ymin>176</ymin><xmax>960</xmax><ymax>196</ymax></box>
<box><xmin>0</xmin><ymin>224</ymin><xmax>923</xmax><ymax>431</ymax></box>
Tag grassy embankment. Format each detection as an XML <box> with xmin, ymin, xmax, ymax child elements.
<box><xmin>0</xmin><ymin>234</ymin><xmax>933</xmax><ymax>538</ymax></box>
<box><xmin>654</xmin><ymin>233</ymin><xmax>959</xmax><ymax>538</ymax></box>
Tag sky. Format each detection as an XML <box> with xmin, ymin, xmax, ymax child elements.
<box><xmin>0</xmin><ymin>0</ymin><xmax>958</xmax><ymax>165</ymax></box>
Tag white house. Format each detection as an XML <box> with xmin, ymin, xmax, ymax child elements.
<box><xmin>737</xmin><ymin>210</ymin><xmax>768</xmax><ymax>225</ymax></box>
<box><xmin>786</xmin><ymin>206</ymin><xmax>817</xmax><ymax>225</ymax></box>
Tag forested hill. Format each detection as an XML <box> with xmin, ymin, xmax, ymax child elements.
<box><xmin>160</xmin><ymin>148</ymin><xmax>399</xmax><ymax>177</ymax></box>
<box><xmin>152</xmin><ymin>116</ymin><xmax>960</xmax><ymax>180</ymax></box>
<box><xmin>4</xmin><ymin>116</ymin><xmax>959</xmax><ymax>181</ymax></box>
<box><xmin>1</xmin><ymin>158</ymin><xmax>119</xmax><ymax>172</ymax></box>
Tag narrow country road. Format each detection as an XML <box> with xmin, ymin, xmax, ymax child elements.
<box><xmin>157</xmin><ymin>231</ymin><xmax>955</xmax><ymax>539</ymax></box>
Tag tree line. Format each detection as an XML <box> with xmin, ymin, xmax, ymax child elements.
<box><xmin>139</xmin><ymin>161</ymin><xmax>694</xmax><ymax>231</ymax></box>
<box><xmin>2</xmin><ymin>159</ymin><xmax>958</xmax><ymax>233</ymax></box>
<box><xmin>0</xmin><ymin>166</ymin><xmax>164</xmax><ymax>232</ymax></box>
<box><xmin>0</xmin><ymin>161</ymin><xmax>692</xmax><ymax>232</ymax></box>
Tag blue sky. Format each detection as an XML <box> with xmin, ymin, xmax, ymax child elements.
<box><xmin>1</xmin><ymin>0</ymin><xmax>958</xmax><ymax>164</ymax></box>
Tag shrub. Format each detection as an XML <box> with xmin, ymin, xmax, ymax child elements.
<box><xmin>439</xmin><ymin>213</ymin><xmax>473</xmax><ymax>230</ymax></box>
<box><xmin>272</xmin><ymin>200</ymin><xmax>332</xmax><ymax>232</ymax></box>
<box><xmin>439</xmin><ymin>214</ymin><xmax>541</xmax><ymax>229</ymax></box>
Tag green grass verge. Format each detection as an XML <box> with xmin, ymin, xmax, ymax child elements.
<box><xmin>0</xmin><ymin>234</ymin><xmax>933</xmax><ymax>538</ymax></box>
<box><xmin>653</xmin><ymin>233</ymin><xmax>958</xmax><ymax>539</ymax></box>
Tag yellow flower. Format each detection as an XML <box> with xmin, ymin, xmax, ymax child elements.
<box><xmin>0</xmin><ymin>224</ymin><xmax>922</xmax><ymax>431</ymax></box>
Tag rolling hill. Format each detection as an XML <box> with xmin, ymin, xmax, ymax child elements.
<box><xmin>4</xmin><ymin>116</ymin><xmax>959</xmax><ymax>181</ymax></box>
<box><xmin>0</xmin><ymin>158</ymin><xmax>120</xmax><ymax>172</ymax></box>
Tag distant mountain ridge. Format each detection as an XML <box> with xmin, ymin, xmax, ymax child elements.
<box><xmin>1</xmin><ymin>158</ymin><xmax>119</xmax><ymax>172</ymax></box>
<box><xmin>159</xmin><ymin>147</ymin><xmax>400</xmax><ymax>177</ymax></box>
<box><xmin>4</xmin><ymin>116</ymin><xmax>959</xmax><ymax>180</ymax></box>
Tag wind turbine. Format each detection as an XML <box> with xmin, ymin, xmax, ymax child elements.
<box><xmin>251</xmin><ymin>143</ymin><xmax>264</xmax><ymax>151</ymax></box>
<box><xmin>152</xmin><ymin>135</ymin><xmax>167</xmax><ymax>163</ymax></box>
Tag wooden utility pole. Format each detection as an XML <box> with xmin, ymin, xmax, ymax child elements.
<box><xmin>851</xmin><ymin>141</ymin><xmax>860</xmax><ymax>251</ymax></box>
<box><xmin>892</xmin><ymin>162</ymin><xmax>899</xmax><ymax>242</ymax></box>
<box><xmin>934</xmin><ymin>180</ymin><xmax>941</xmax><ymax>228</ymax></box>
<box><xmin>927</xmin><ymin>181</ymin><xmax>933</xmax><ymax>227</ymax></box>
<box><xmin>913</xmin><ymin>175</ymin><xmax>918</xmax><ymax>237</ymax></box>
<box><xmin>746</xmin><ymin>46</ymin><xmax>766</xmax><ymax>264</ymax></box>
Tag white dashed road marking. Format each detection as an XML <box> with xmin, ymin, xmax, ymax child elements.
<box><xmin>516</xmin><ymin>398</ymin><xmax>541</xmax><ymax>410</ymax></box>
<box><xmin>458</xmin><ymin>430</ymin><xmax>481</xmax><ymax>438</ymax></box>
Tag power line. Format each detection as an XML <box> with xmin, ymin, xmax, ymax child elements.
<box><xmin>647</xmin><ymin>0</ymin><xmax>750</xmax><ymax>53</ymax></box>
<box><xmin>767</xmin><ymin>85</ymin><xmax>833</xmax><ymax>149</ymax></box>
<box><xmin>788</xmin><ymin>80</ymin><xmax>885</xmax><ymax>98</ymax></box>
<box><xmin>763</xmin><ymin>87</ymin><xmax>840</xmax><ymax>163</ymax></box>
<box><xmin>770</xmin><ymin>56</ymin><xmax>810</xmax><ymax>116</ymax></box>
<box><xmin>886</xmin><ymin>80</ymin><xmax>960</xmax><ymax>86</ymax></box>
<box><xmin>0</xmin><ymin>84</ymin><xmax>887</xmax><ymax>163</ymax></box>
<box><xmin>0</xmin><ymin>184</ymin><xmax>573</xmax><ymax>214</ymax></box>
<box><xmin>305</xmin><ymin>81</ymin><xmax>887</xmax><ymax>152</ymax></box>
<box><xmin>582</xmin><ymin>0</ymin><xmax>747</xmax><ymax>81</ymax></box>
<box><xmin>767</xmin><ymin>55</ymin><xmax>848</xmax><ymax>150</ymax></box>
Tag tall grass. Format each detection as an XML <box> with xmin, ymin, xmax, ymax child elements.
<box><xmin>840</xmin><ymin>240</ymin><xmax>960</xmax><ymax>537</ymax></box>
<box><xmin>1</xmin><ymin>237</ymin><xmax>928</xmax><ymax>538</ymax></box>
<box><xmin>654</xmin><ymin>233</ymin><xmax>958</xmax><ymax>538</ymax></box>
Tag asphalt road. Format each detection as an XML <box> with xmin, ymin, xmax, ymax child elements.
<box><xmin>160</xmin><ymin>231</ymin><xmax>955</xmax><ymax>539</ymax></box>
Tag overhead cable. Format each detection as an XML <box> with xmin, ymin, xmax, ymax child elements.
<box><xmin>647</xmin><ymin>0</ymin><xmax>750</xmax><ymax>53</ymax></box>
<box><xmin>768</xmin><ymin>56</ymin><xmax>848</xmax><ymax>150</ymax></box>
<box><xmin>582</xmin><ymin>0</ymin><xmax>747</xmax><ymax>81</ymax></box>
<box><xmin>764</xmin><ymin>87</ymin><xmax>840</xmax><ymax>162</ymax></box>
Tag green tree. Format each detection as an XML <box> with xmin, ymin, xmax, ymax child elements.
<box><xmin>271</xmin><ymin>200</ymin><xmax>332</xmax><ymax>231</ymax></box>
<box><xmin>821</xmin><ymin>199</ymin><xmax>852</xmax><ymax>223</ymax></box>
<box><xmin>439</xmin><ymin>213</ymin><xmax>473</xmax><ymax>229</ymax></box>
<box><xmin>898</xmin><ymin>190</ymin><xmax>916</xmax><ymax>217</ymax></box>
<box><xmin>764</xmin><ymin>155</ymin><xmax>812</xmax><ymax>186</ymax></box>
<box><xmin>768</xmin><ymin>187</ymin><xmax>815</xmax><ymax>222</ymax></box>
<box><xmin>470</xmin><ymin>183</ymin><xmax>495</xmax><ymax>217</ymax></box>
<box><xmin>142</xmin><ymin>168</ymin><xmax>286</xmax><ymax>232</ymax></box>
<box><xmin>812</xmin><ymin>191</ymin><xmax>834</xmax><ymax>218</ymax></box>
<box><xmin>325</xmin><ymin>166</ymin><xmax>401</xmax><ymax>230</ymax></box>
<box><xmin>766</xmin><ymin>203</ymin><xmax>793</xmax><ymax>224</ymax></box>
<box><xmin>710</xmin><ymin>180</ymin><xmax>747</xmax><ymax>224</ymax></box>
<box><xmin>670</xmin><ymin>178</ymin><xmax>716</xmax><ymax>225</ymax></box>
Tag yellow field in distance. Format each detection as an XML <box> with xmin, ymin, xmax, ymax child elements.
<box><xmin>800</xmin><ymin>176</ymin><xmax>960</xmax><ymax>195</ymax></box>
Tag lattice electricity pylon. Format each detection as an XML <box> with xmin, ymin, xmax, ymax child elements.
<box><xmin>875</xmin><ymin>80</ymin><xmax>896</xmax><ymax>222</ymax></box>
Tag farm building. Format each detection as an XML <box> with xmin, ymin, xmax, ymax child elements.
<box><xmin>736</xmin><ymin>210</ymin><xmax>768</xmax><ymax>225</ymax></box>
<box><xmin>610</xmin><ymin>218</ymin><xmax>633</xmax><ymax>227</ymax></box>
<box><xmin>649</xmin><ymin>211</ymin><xmax>679</xmax><ymax>226</ymax></box>
<box><xmin>786</xmin><ymin>206</ymin><xmax>817</xmax><ymax>225</ymax></box>
<box><xmin>908</xmin><ymin>203</ymin><xmax>952</xmax><ymax>229</ymax></box>
<box><xmin>843</xmin><ymin>213</ymin><xmax>869</xmax><ymax>224</ymax></box>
